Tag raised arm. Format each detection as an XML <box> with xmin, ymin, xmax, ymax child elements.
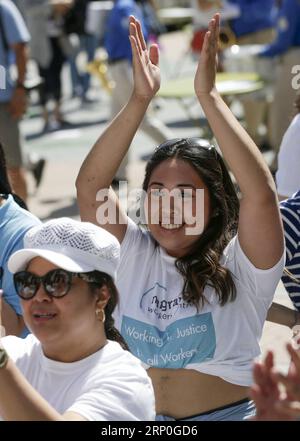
<box><xmin>195</xmin><ymin>14</ymin><xmax>284</xmax><ymax>269</ymax></box>
<box><xmin>76</xmin><ymin>16</ymin><xmax>160</xmax><ymax>243</ymax></box>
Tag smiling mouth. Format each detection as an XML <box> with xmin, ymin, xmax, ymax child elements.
<box><xmin>159</xmin><ymin>223</ymin><xmax>184</xmax><ymax>230</ymax></box>
<box><xmin>32</xmin><ymin>313</ymin><xmax>57</xmax><ymax>319</ymax></box>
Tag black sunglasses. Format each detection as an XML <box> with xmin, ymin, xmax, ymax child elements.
<box><xmin>13</xmin><ymin>269</ymin><xmax>100</xmax><ymax>300</ymax></box>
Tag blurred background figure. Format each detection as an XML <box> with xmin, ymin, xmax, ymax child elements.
<box><xmin>190</xmin><ymin>0</ymin><xmax>240</xmax><ymax>54</ymax></box>
<box><xmin>65</xmin><ymin>0</ymin><xmax>98</xmax><ymax>102</ymax></box>
<box><xmin>25</xmin><ymin>0</ymin><xmax>74</xmax><ymax>132</ymax></box>
<box><xmin>259</xmin><ymin>0</ymin><xmax>300</xmax><ymax>166</ymax></box>
<box><xmin>223</xmin><ymin>0</ymin><xmax>276</xmax><ymax>151</ymax></box>
<box><xmin>104</xmin><ymin>0</ymin><xmax>173</xmax><ymax>183</ymax></box>
<box><xmin>0</xmin><ymin>0</ymin><xmax>30</xmax><ymax>201</ymax></box>
<box><xmin>136</xmin><ymin>0</ymin><xmax>166</xmax><ymax>44</ymax></box>
<box><xmin>276</xmin><ymin>94</ymin><xmax>300</xmax><ymax>200</ymax></box>
<box><xmin>229</xmin><ymin>0</ymin><xmax>276</xmax><ymax>45</ymax></box>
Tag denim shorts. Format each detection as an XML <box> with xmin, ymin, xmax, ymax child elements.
<box><xmin>156</xmin><ymin>398</ymin><xmax>256</xmax><ymax>421</ymax></box>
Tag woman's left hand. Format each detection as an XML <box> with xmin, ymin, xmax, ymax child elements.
<box><xmin>274</xmin><ymin>343</ymin><xmax>300</xmax><ymax>402</ymax></box>
<box><xmin>194</xmin><ymin>13</ymin><xmax>220</xmax><ymax>98</ymax></box>
<box><xmin>129</xmin><ymin>16</ymin><xmax>161</xmax><ymax>101</ymax></box>
<box><xmin>250</xmin><ymin>351</ymin><xmax>285</xmax><ymax>420</ymax></box>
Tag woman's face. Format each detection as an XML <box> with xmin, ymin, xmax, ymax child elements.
<box><xmin>145</xmin><ymin>158</ymin><xmax>211</xmax><ymax>257</ymax></box>
<box><xmin>21</xmin><ymin>257</ymin><xmax>103</xmax><ymax>353</ymax></box>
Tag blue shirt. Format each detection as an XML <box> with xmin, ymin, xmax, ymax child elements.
<box><xmin>280</xmin><ymin>190</ymin><xmax>300</xmax><ymax>311</ymax></box>
<box><xmin>0</xmin><ymin>0</ymin><xmax>30</xmax><ymax>102</ymax></box>
<box><xmin>0</xmin><ymin>195</ymin><xmax>41</xmax><ymax>325</ymax></box>
<box><xmin>229</xmin><ymin>0</ymin><xmax>275</xmax><ymax>37</ymax></box>
<box><xmin>104</xmin><ymin>0</ymin><xmax>147</xmax><ymax>63</ymax></box>
<box><xmin>260</xmin><ymin>0</ymin><xmax>300</xmax><ymax>57</ymax></box>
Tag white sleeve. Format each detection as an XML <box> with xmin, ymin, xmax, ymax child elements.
<box><xmin>225</xmin><ymin>235</ymin><xmax>285</xmax><ymax>300</ymax></box>
<box><xmin>67</xmin><ymin>372</ymin><xmax>155</xmax><ymax>421</ymax></box>
<box><xmin>1</xmin><ymin>336</ymin><xmax>25</xmax><ymax>362</ymax></box>
<box><xmin>118</xmin><ymin>218</ymin><xmax>151</xmax><ymax>279</ymax></box>
<box><xmin>1</xmin><ymin>335</ymin><xmax>39</xmax><ymax>362</ymax></box>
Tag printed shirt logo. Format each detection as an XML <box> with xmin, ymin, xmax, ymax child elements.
<box><xmin>121</xmin><ymin>313</ymin><xmax>216</xmax><ymax>368</ymax></box>
<box><xmin>140</xmin><ymin>282</ymin><xmax>191</xmax><ymax>321</ymax></box>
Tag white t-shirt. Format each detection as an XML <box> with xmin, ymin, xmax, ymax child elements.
<box><xmin>0</xmin><ymin>335</ymin><xmax>155</xmax><ymax>421</ymax></box>
<box><xmin>276</xmin><ymin>114</ymin><xmax>300</xmax><ymax>198</ymax></box>
<box><xmin>114</xmin><ymin>218</ymin><xmax>284</xmax><ymax>387</ymax></box>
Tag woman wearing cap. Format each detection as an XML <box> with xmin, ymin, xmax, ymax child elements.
<box><xmin>76</xmin><ymin>15</ymin><xmax>284</xmax><ymax>420</ymax></box>
<box><xmin>0</xmin><ymin>217</ymin><xmax>155</xmax><ymax>421</ymax></box>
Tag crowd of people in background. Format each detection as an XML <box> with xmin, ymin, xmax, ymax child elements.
<box><xmin>1</xmin><ymin>0</ymin><xmax>300</xmax><ymax>422</ymax></box>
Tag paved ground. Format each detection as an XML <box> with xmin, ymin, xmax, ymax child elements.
<box><xmin>21</xmin><ymin>30</ymin><xmax>294</xmax><ymax>373</ymax></box>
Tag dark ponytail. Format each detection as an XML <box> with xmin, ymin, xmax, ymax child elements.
<box><xmin>103</xmin><ymin>278</ymin><xmax>129</xmax><ymax>351</ymax></box>
<box><xmin>0</xmin><ymin>142</ymin><xmax>28</xmax><ymax>210</ymax></box>
<box><xmin>90</xmin><ymin>272</ymin><xmax>129</xmax><ymax>351</ymax></box>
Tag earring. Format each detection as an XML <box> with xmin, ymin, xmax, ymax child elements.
<box><xmin>95</xmin><ymin>308</ymin><xmax>106</xmax><ymax>324</ymax></box>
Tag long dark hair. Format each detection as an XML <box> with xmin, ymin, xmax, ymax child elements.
<box><xmin>0</xmin><ymin>142</ymin><xmax>28</xmax><ymax>210</ymax></box>
<box><xmin>142</xmin><ymin>138</ymin><xmax>240</xmax><ymax>309</ymax></box>
<box><xmin>89</xmin><ymin>271</ymin><xmax>129</xmax><ymax>350</ymax></box>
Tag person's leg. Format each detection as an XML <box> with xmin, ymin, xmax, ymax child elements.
<box><xmin>82</xmin><ymin>34</ymin><xmax>98</xmax><ymax>97</ymax></box>
<box><xmin>0</xmin><ymin>103</ymin><xmax>27</xmax><ymax>201</ymax></box>
<box><xmin>109</xmin><ymin>61</ymin><xmax>135</xmax><ymax>181</ymax></box>
<box><xmin>241</xmin><ymin>97</ymin><xmax>268</xmax><ymax>146</ymax></box>
<box><xmin>69</xmin><ymin>43</ymin><xmax>83</xmax><ymax>97</ymax></box>
<box><xmin>234</xmin><ymin>28</ymin><xmax>276</xmax><ymax>146</ymax></box>
<box><xmin>37</xmin><ymin>64</ymin><xmax>50</xmax><ymax>128</ymax></box>
<box><xmin>269</xmin><ymin>48</ymin><xmax>300</xmax><ymax>157</ymax></box>
<box><xmin>109</xmin><ymin>60</ymin><xmax>173</xmax><ymax>179</ymax></box>
<box><xmin>49</xmin><ymin>38</ymin><xmax>66</xmax><ymax>124</ymax></box>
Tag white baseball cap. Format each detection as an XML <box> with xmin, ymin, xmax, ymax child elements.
<box><xmin>8</xmin><ymin>217</ymin><xmax>120</xmax><ymax>279</ymax></box>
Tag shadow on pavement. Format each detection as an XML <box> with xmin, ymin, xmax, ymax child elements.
<box><xmin>40</xmin><ymin>198</ymin><xmax>79</xmax><ymax>221</ymax></box>
<box><xmin>25</xmin><ymin>118</ymin><xmax>108</xmax><ymax>141</ymax></box>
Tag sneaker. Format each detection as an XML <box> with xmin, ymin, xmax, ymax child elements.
<box><xmin>32</xmin><ymin>158</ymin><xmax>46</xmax><ymax>188</ymax></box>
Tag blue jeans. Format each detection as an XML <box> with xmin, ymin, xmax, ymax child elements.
<box><xmin>156</xmin><ymin>399</ymin><xmax>256</xmax><ymax>421</ymax></box>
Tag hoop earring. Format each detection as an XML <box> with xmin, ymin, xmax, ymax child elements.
<box><xmin>95</xmin><ymin>308</ymin><xmax>106</xmax><ymax>324</ymax></box>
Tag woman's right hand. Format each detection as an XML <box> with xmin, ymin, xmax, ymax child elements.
<box><xmin>129</xmin><ymin>16</ymin><xmax>161</xmax><ymax>101</ymax></box>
